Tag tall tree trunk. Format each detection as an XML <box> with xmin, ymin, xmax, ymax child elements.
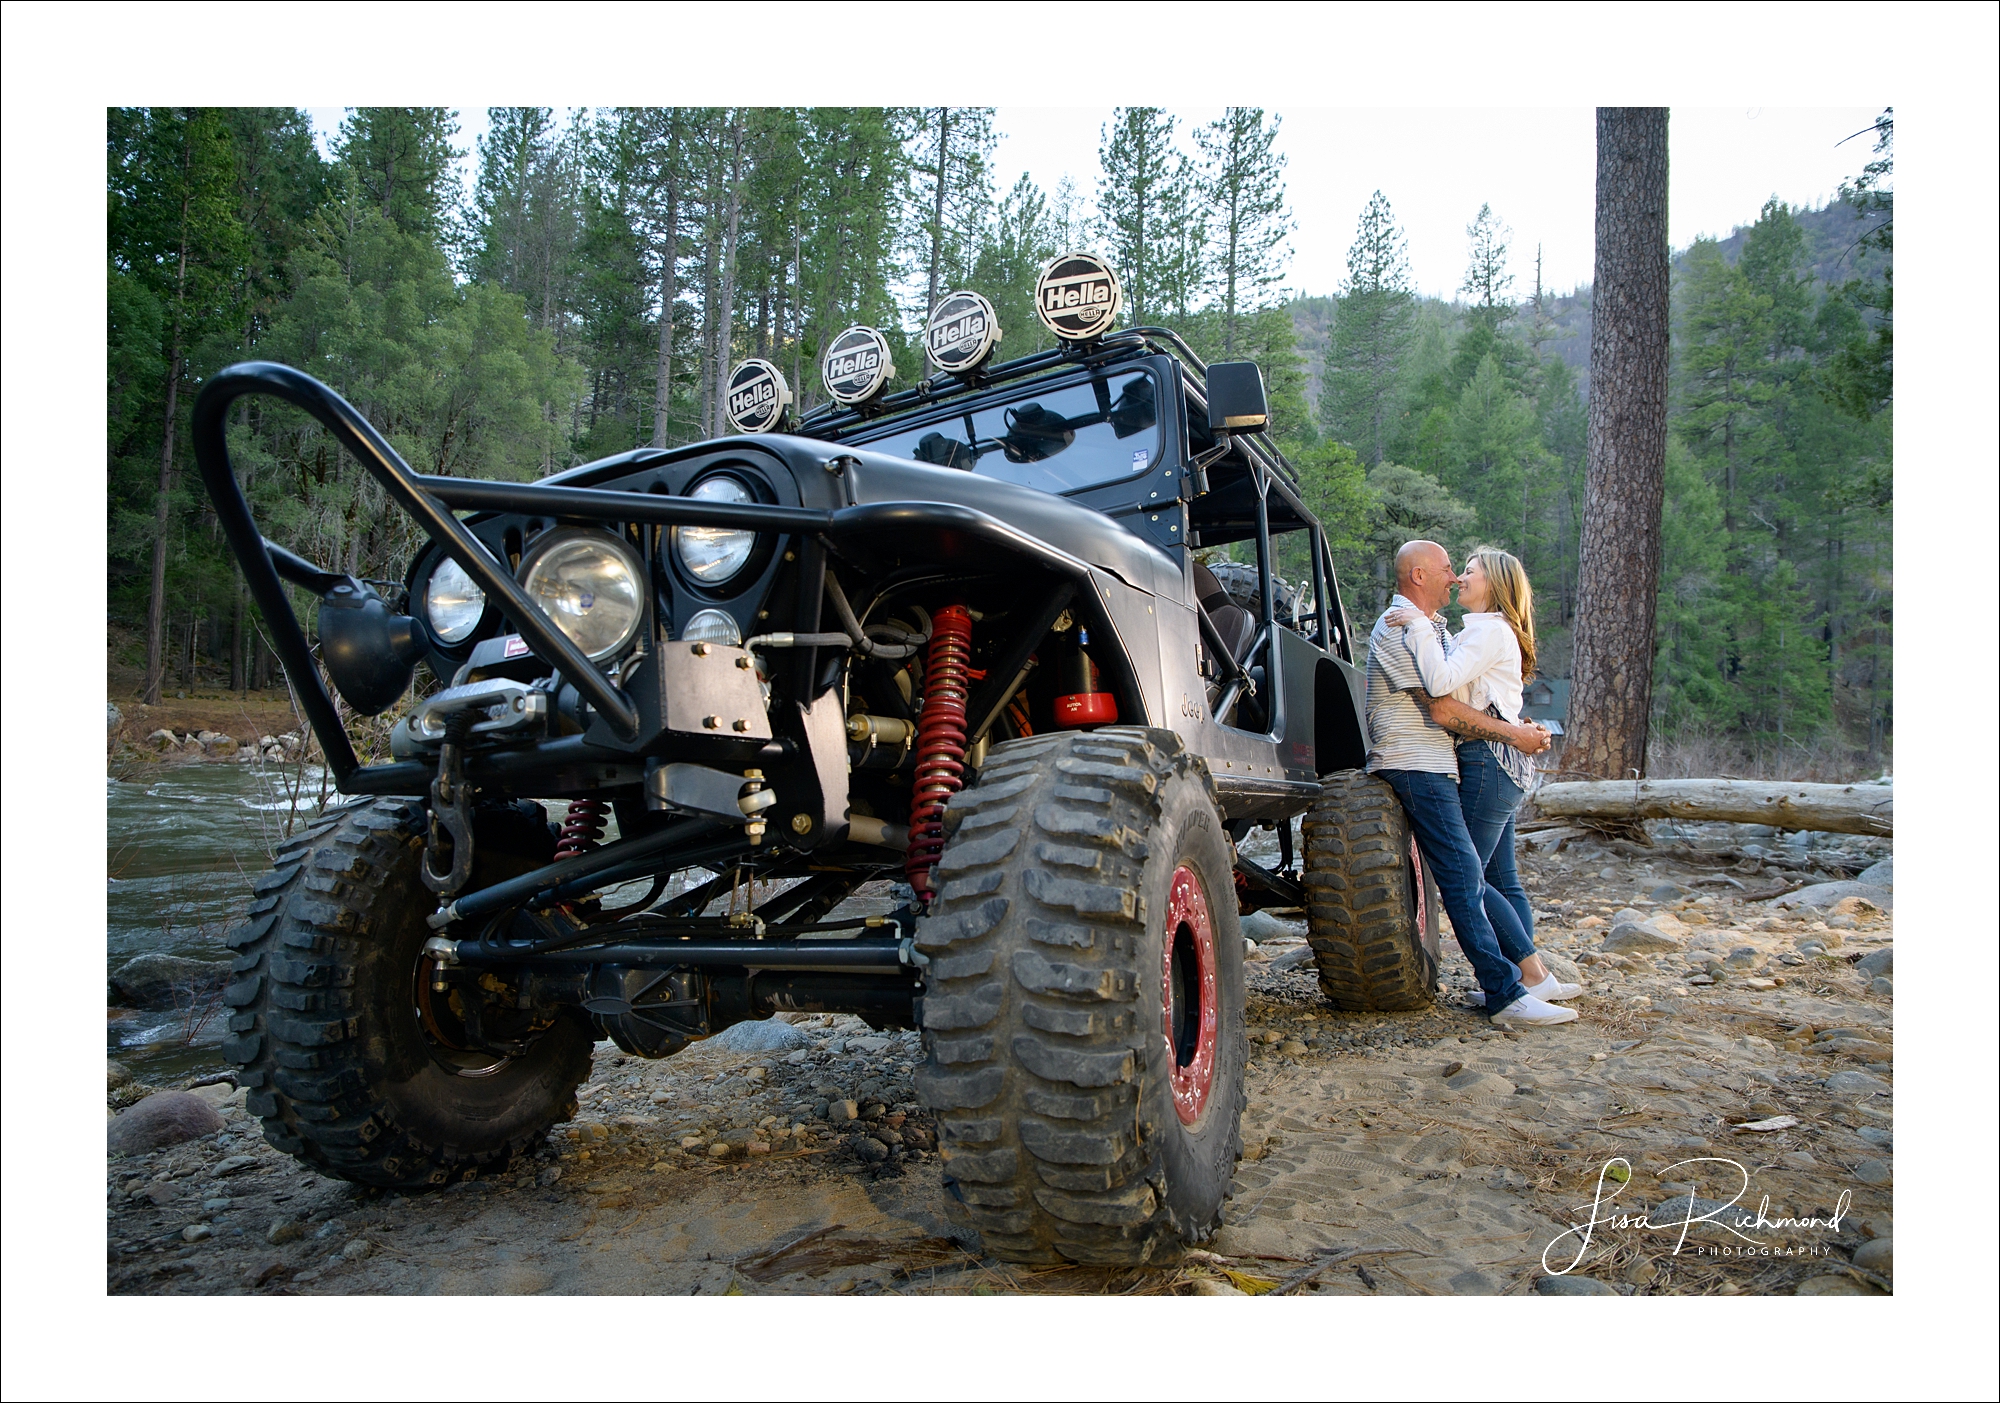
<box><xmin>231</xmin><ymin>587</ymin><xmax>246</xmax><ymax>692</ymax></box>
<box><xmin>925</xmin><ymin>107</ymin><xmax>950</xmax><ymax>373</ymax></box>
<box><xmin>143</xmin><ymin>128</ymin><xmax>197</xmax><ymax>708</ymax></box>
<box><xmin>651</xmin><ymin>118</ymin><xmax>680</xmax><ymax>449</ymax></box>
<box><xmin>789</xmin><ymin>195</ymin><xmax>804</xmax><ymax>406</ymax></box>
<box><xmin>711</xmin><ymin>113</ymin><xmax>745</xmax><ymax>435</ymax></box>
<box><xmin>1567</xmin><ymin>108</ymin><xmax>1670</xmax><ymax>781</ymax></box>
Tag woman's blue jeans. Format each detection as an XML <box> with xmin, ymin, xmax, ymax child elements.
<box><xmin>1456</xmin><ymin>741</ymin><xmax>1536</xmax><ymax>966</ymax></box>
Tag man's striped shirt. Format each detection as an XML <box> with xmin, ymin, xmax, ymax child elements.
<box><xmin>1363</xmin><ymin>594</ymin><xmax>1459</xmax><ymax>778</ymax></box>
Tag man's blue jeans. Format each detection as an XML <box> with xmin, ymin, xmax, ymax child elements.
<box><xmin>1456</xmin><ymin>741</ymin><xmax>1536</xmax><ymax>967</ymax></box>
<box><xmin>1378</xmin><ymin>768</ymin><xmax>1528</xmax><ymax>1013</ymax></box>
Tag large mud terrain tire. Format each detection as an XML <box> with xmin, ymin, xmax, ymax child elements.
<box><xmin>221</xmin><ymin>797</ymin><xmax>594</xmax><ymax>1187</ymax></box>
<box><xmin>915</xmin><ymin>727</ymin><xmax>1246</xmax><ymax>1264</ymax></box>
<box><xmin>1301</xmin><ymin>770</ymin><xmax>1441</xmax><ymax>1011</ymax></box>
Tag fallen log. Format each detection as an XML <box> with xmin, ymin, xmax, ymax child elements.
<box><xmin>1533</xmin><ymin>779</ymin><xmax>1892</xmax><ymax>836</ymax></box>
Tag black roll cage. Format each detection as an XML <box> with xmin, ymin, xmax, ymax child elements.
<box><xmin>191</xmin><ymin>362</ymin><xmax>1102</xmax><ymax>797</ymax></box>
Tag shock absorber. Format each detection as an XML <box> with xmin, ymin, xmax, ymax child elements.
<box><xmin>906</xmin><ymin>604</ymin><xmax>974</xmax><ymax>905</ymax></box>
<box><xmin>554</xmin><ymin>798</ymin><xmax>610</xmax><ymax>861</ymax></box>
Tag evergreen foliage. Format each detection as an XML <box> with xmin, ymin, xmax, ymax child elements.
<box><xmin>103</xmin><ymin>106</ymin><xmax>1891</xmax><ymax>760</ymax></box>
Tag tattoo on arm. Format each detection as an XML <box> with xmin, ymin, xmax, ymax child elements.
<box><xmin>1436</xmin><ymin>708</ymin><xmax>1512</xmax><ymax>743</ymax></box>
<box><xmin>1422</xmin><ymin>694</ymin><xmax>1521</xmax><ymax>746</ymax></box>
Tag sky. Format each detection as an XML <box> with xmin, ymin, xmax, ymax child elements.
<box><xmin>311</xmin><ymin>105</ymin><xmax>1884</xmax><ymax>302</ymax></box>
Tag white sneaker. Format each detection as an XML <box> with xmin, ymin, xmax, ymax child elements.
<box><xmin>1492</xmin><ymin>994</ymin><xmax>1579</xmax><ymax>1028</ymax></box>
<box><xmin>1467</xmin><ymin>974</ymin><xmax>1583</xmax><ymax>1008</ymax></box>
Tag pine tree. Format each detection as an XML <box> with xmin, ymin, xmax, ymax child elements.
<box><xmin>108</xmin><ymin>107</ymin><xmax>246</xmax><ymax>704</ymax></box>
<box><xmin>910</xmin><ymin>107</ymin><xmax>995</xmax><ymax>364</ymax></box>
<box><xmin>971</xmin><ymin>174</ymin><xmax>1056</xmax><ymax>354</ymax></box>
<box><xmin>1568</xmin><ymin>108</ymin><xmax>1671</xmax><ymax>780</ymax></box>
<box><xmin>1822</xmin><ymin>109</ymin><xmax>1892</xmax><ymax>421</ymax></box>
<box><xmin>335</xmin><ymin>107</ymin><xmax>460</xmax><ymax>239</ymax></box>
<box><xmin>1460</xmin><ymin>202</ymin><xmax>1516</xmax><ymax>322</ymax></box>
<box><xmin>1194</xmin><ymin>107</ymin><xmax>1289</xmax><ymax>355</ymax></box>
<box><xmin>1322</xmin><ymin>190</ymin><xmax>1414</xmax><ymax>465</ymax></box>
<box><xmin>1096</xmin><ymin>108</ymin><xmax>1182</xmax><ymax>325</ymax></box>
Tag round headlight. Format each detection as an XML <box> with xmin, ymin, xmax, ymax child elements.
<box><xmin>674</xmin><ymin>476</ymin><xmax>758</xmax><ymax>584</ymax></box>
<box><xmin>679</xmin><ymin>608</ymin><xmax>743</xmax><ymax>647</ymax></box>
<box><xmin>520</xmin><ymin>531</ymin><xmax>645</xmax><ymax>661</ymax></box>
<box><xmin>425</xmin><ymin>555</ymin><xmax>486</xmax><ymax>645</ymax></box>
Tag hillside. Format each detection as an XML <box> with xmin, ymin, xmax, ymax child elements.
<box><xmin>1293</xmin><ymin>195</ymin><xmax>1890</xmax><ymax>409</ymax></box>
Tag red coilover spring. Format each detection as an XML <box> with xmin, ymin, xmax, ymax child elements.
<box><xmin>554</xmin><ymin>798</ymin><xmax>611</xmax><ymax>860</ymax></box>
<box><xmin>906</xmin><ymin>604</ymin><xmax>975</xmax><ymax>905</ymax></box>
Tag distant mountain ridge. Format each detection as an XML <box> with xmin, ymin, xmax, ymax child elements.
<box><xmin>1292</xmin><ymin>194</ymin><xmax>1890</xmax><ymax>409</ymax></box>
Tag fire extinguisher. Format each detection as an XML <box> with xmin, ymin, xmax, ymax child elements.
<box><xmin>1052</xmin><ymin>625</ymin><xmax>1117</xmax><ymax>728</ymax></box>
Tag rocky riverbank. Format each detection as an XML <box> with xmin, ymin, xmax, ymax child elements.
<box><xmin>105</xmin><ymin>821</ymin><xmax>1893</xmax><ymax>1297</ymax></box>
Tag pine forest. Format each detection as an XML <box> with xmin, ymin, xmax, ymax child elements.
<box><xmin>107</xmin><ymin>106</ymin><xmax>1893</xmax><ymax>769</ymax></box>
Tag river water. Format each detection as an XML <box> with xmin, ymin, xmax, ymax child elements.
<box><xmin>107</xmin><ymin>762</ymin><xmax>331</xmax><ymax>1079</ymax></box>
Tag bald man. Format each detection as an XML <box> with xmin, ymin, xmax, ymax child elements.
<box><xmin>1363</xmin><ymin>541</ymin><xmax>1574</xmax><ymax>1028</ymax></box>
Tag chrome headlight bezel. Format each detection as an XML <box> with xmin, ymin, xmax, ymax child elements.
<box><xmin>517</xmin><ymin>527</ymin><xmax>648</xmax><ymax>663</ymax></box>
<box><xmin>669</xmin><ymin>473</ymin><xmax>762</xmax><ymax>590</ymax></box>
<box><xmin>422</xmin><ymin>553</ymin><xmax>489</xmax><ymax>646</ymax></box>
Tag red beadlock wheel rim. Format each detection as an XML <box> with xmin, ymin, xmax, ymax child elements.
<box><xmin>1163</xmin><ymin>865</ymin><xmax>1219</xmax><ymax>1126</ymax></box>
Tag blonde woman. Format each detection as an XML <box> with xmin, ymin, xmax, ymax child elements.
<box><xmin>1384</xmin><ymin>548</ymin><xmax>1579</xmax><ymax>1008</ymax></box>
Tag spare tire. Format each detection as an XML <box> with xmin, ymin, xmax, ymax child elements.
<box><xmin>1301</xmin><ymin>769</ymin><xmax>1441</xmax><ymax>1011</ymax></box>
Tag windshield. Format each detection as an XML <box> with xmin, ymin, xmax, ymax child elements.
<box><xmin>853</xmin><ymin>369</ymin><xmax>1161</xmax><ymax>495</ymax></box>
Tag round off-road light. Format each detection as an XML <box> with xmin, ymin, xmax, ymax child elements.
<box><xmin>679</xmin><ymin>608</ymin><xmax>742</xmax><ymax>647</ymax></box>
<box><xmin>424</xmin><ymin>555</ymin><xmax>486</xmax><ymax>645</ymax></box>
<box><xmin>519</xmin><ymin>530</ymin><xmax>645</xmax><ymax>661</ymax></box>
<box><xmin>673</xmin><ymin>475</ymin><xmax>758</xmax><ymax>584</ymax></box>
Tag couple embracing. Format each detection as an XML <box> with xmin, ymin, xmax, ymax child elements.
<box><xmin>1364</xmin><ymin>540</ymin><xmax>1583</xmax><ymax>1030</ymax></box>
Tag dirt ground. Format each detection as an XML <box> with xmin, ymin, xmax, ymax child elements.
<box><xmin>105</xmin><ymin>821</ymin><xmax>1894</xmax><ymax>1297</ymax></box>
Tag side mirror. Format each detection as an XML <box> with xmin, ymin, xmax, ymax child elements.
<box><xmin>1206</xmin><ymin>361</ymin><xmax>1269</xmax><ymax>434</ymax></box>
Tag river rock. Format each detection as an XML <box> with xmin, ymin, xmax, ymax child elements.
<box><xmin>1647</xmin><ymin>882</ymin><xmax>1686</xmax><ymax>903</ymax></box>
<box><xmin>108</xmin><ymin>1091</ymin><xmax>225</xmax><ymax>1152</ymax></box>
<box><xmin>1796</xmin><ymin>1274</ymin><xmax>1871</xmax><ymax>1295</ymax></box>
<box><xmin>1535</xmin><ymin>1274</ymin><xmax>1618</xmax><ymax>1296</ymax></box>
<box><xmin>1825</xmin><ymin>1069</ymin><xmax>1890</xmax><ymax>1097</ymax></box>
<box><xmin>1241</xmin><ymin>910</ymin><xmax>1301</xmax><ymax>943</ymax></box>
<box><xmin>1855</xmin><ymin>947</ymin><xmax>1893</xmax><ymax>978</ymax></box>
<box><xmin>107</xmin><ymin>1060</ymin><xmax>133</xmax><ymax>1090</ymax></box>
<box><xmin>1853</xmin><ymin>1237</ymin><xmax>1892</xmax><ymax>1274</ymax></box>
<box><xmin>709</xmin><ymin>1017</ymin><xmax>810</xmax><ymax>1053</ymax></box>
<box><xmin>1854</xmin><ymin>1158</ymin><xmax>1892</xmax><ymax>1186</ymax></box>
<box><xmin>1602</xmin><ymin>922</ymin><xmax>1679</xmax><ymax>955</ymax></box>
<box><xmin>266</xmin><ymin>1218</ymin><xmax>305</xmax><ymax>1246</ymax></box>
<box><xmin>1855</xmin><ymin>857</ymin><xmax>1892</xmax><ymax>890</ymax></box>
<box><xmin>1776</xmin><ymin>881</ymin><xmax>1892</xmax><ymax>913</ymax></box>
<box><xmin>109</xmin><ymin>953</ymin><xmax>231</xmax><ymax>1010</ymax></box>
<box><xmin>146</xmin><ymin>728</ymin><xmax>178</xmax><ymax>750</ymax></box>
<box><xmin>108</xmin><ymin>703</ymin><xmax>124</xmax><ymax>732</ymax></box>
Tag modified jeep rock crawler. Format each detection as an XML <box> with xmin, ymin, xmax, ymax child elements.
<box><xmin>197</xmin><ymin>256</ymin><xmax>1439</xmax><ymax>1264</ymax></box>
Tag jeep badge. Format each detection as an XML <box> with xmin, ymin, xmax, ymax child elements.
<box><xmin>821</xmin><ymin>325</ymin><xmax>895</xmax><ymax>405</ymax></box>
<box><xmin>723</xmin><ymin>358</ymin><xmax>792</xmax><ymax>434</ymax></box>
<box><xmin>924</xmin><ymin>290</ymin><xmax>1001</xmax><ymax>374</ymax></box>
<box><xmin>1034</xmin><ymin>251</ymin><xmax>1122</xmax><ymax>341</ymax></box>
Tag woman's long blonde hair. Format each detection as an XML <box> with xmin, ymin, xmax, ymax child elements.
<box><xmin>1468</xmin><ymin>546</ymin><xmax>1537</xmax><ymax>682</ymax></box>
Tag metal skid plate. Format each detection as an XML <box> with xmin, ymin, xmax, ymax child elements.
<box><xmin>658</xmin><ymin>641</ymin><xmax>772</xmax><ymax>740</ymax></box>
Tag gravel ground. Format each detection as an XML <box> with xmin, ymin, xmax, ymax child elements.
<box><xmin>105</xmin><ymin>821</ymin><xmax>1894</xmax><ymax>1297</ymax></box>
